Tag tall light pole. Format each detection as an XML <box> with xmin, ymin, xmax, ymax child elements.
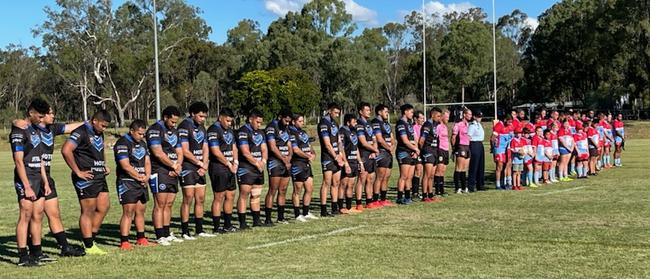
<box><xmin>422</xmin><ymin>0</ymin><xmax>426</xmax><ymax>111</ymax></box>
<box><xmin>492</xmin><ymin>0</ymin><xmax>498</xmax><ymax>118</ymax></box>
<box><xmin>153</xmin><ymin>0</ymin><xmax>161</xmax><ymax>120</ymax></box>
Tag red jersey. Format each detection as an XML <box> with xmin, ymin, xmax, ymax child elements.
<box><xmin>586</xmin><ymin>127</ymin><xmax>599</xmax><ymax>148</ymax></box>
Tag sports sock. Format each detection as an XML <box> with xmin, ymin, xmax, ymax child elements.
<box><xmin>496</xmin><ymin>179</ymin><xmax>501</xmax><ymax>189</ymax></box>
<box><xmin>507</xmin><ymin>176</ymin><xmax>512</xmax><ymax>186</ymax></box>
<box><xmin>278</xmin><ymin>205</ymin><xmax>285</xmax><ymax>221</ymax></box>
<box><xmin>453</xmin><ymin>171</ymin><xmax>460</xmax><ymax>190</ymax></box>
<box><xmin>460</xmin><ymin>172</ymin><xmax>467</xmax><ymax>189</ymax></box>
<box><xmin>397</xmin><ymin>191</ymin><xmax>403</xmax><ymax>200</ymax></box>
<box><xmin>120</xmin><ymin>235</ymin><xmax>129</xmax><ymax>243</ymax></box>
<box><xmin>331</xmin><ymin>202</ymin><xmax>339</xmax><ymax>213</ymax></box>
<box><xmin>155</xmin><ymin>228</ymin><xmax>165</xmax><ymax>239</ymax></box>
<box><xmin>52</xmin><ymin>231</ymin><xmax>69</xmax><ymax>249</ymax></box>
<box><xmin>294</xmin><ymin>206</ymin><xmax>301</xmax><ymax>218</ymax></box>
<box><xmin>534</xmin><ymin>170</ymin><xmax>541</xmax><ymax>184</ymax></box>
<box><xmin>212</xmin><ymin>215</ymin><xmax>221</xmax><ymax>229</ymax></box>
<box><xmin>412</xmin><ymin>177</ymin><xmax>420</xmax><ymax>194</ymax></box>
<box><xmin>372</xmin><ymin>193</ymin><xmax>379</xmax><ymax>202</ymax></box>
<box><xmin>264</xmin><ymin>207</ymin><xmax>272</xmax><ymax>222</ymax></box>
<box><xmin>252</xmin><ymin>211</ymin><xmax>261</xmax><ymax>224</ymax></box>
<box><xmin>583</xmin><ymin>166</ymin><xmax>589</xmax><ymax>176</ymax></box>
<box><xmin>224</xmin><ymin>214</ymin><xmax>233</xmax><ymax>228</ymax></box>
<box><xmin>337</xmin><ymin>199</ymin><xmax>344</xmax><ymax>211</ymax></box>
<box><xmin>346</xmin><ymin>198</ymin><xmax>352</xmax><ymax>209</ymax></box>
<box><xmin>321</xmin><ymin>204</ymin><xmax>329</xmax><ymax>215</ymax></box>
<box><xmin>181</xmin><ymin>222</ymin><xmax>189</xmax><ymax>235</ymax></box>
<box><xmin>136</xmin><ymin>231</ymin><xmax>145</xmax><ymax>240</ymax></box>
<box><xmin>356</xmin><ymin>199</ymin><xmax>362</xmax><ymax>206</ymax></box>
<box><xmin>428</xmin><ymin>192</ymin><xmax>434</xmax><ymax>199</ymax></box>
<box><xmin>302</xmin><ymin>205</ymin><xmax>310</xmax><ymax>216</ymax></box>
<box><xmin>366</xmin><ymin>197</ymin><xmax>373</xmax><ymax>205</ymax></box>
<box><xmin>237</xmin><ymin>213</ymin><xmax>246</xmax><ymax>227</ymax></box>
<box><xmin>380</xmin><ymin>191</ymin><xmax>387</xmax><ymax>201</ymax></box>
<box><xmin>405</xmin><ymin>191</ymin><xmax>411</xmax><ymax>200</ymax></box>
<box><xmin>163</xmin><ymin>225</ymin><xmax>171</xmax><ymax>237</ymax></box>
<box><xmin>194</xmin><ymin>217</ymin><xmax>204</xmax><ymax>233</ymax></box>
<box><xmin>527</xmin><ymin>172</ymin><xmax>534</xmax><ymax>185</ymax></box>
<box><xmin>30</xmin><ymin>245</ymin><xmax>42</xmax><ymax>256</ymax></box>
<box><xmin>18</xmin><ymin>247</ymin><xmax>28</xmax><ymax>257</ymax></box>
<box><xmin>83</xmin><ymin>238</ymin><xmax>93</xmax><ymax>248</ymax></box>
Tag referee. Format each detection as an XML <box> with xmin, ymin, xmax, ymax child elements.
<box><xmin>467</xmin><ymin>110</ymin><xmax>486</xmax><ymax>191</ymax></box>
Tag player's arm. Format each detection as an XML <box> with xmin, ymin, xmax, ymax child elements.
<box><xmin>291</xmin><ymin>136</ymin><xmax>309</xmax><ymax>159</ymax></box>
<box><xmin>237</xmin><ymin>132</ymin><xmax>257</xmax><ymax>165</ymax></box>
<box><xmin>40</xmin><ymin>155</ymin><xmax>51</xmax><ymax>196</ymax></box>
<box><xmin>265</xmin><ymin>127</ymin><xmax>284</xmax><ymax>162</ymax></box>
<box><xmin>115</xmin><ymin>144</ymin><xmax>140</xmax><ymax>180</ymax></box>
<box><xmin>261</xmin><ymin>142</ymin><xmax>268</xmax><ymax>167</ymax></box>
<box><xmin>208</xmin><ymin>135</ymin><xmax>232</xmax><ymax>167</ymax></box>
<box><xmin>374</xmin><ymin>130</ymin><xmax>391</xmax><ymax>152</ymax></box>
<box><xmin>180</xmin><ymin>141</ymin><xmax>202</xmax><ymax>167</ymax></box>
<box><xmin>11</xmin><ymin>132</ymin><xmax>36</xmax><ymax>199</ymax></box>
<box><xmin>451</xmin><ymin>124</ymin><xmax>459</xmax><ymax>150</ymax></box>
<box><xmin>61</xmin><ymin>131</ymin><xmax>93</xmax><ymax>180</ymax></box>
<box><xmin>63</xmin><ymin>122</ymin><xmax>84</xmax><ymax>134</ymax></box>
<box><xmin>145</xmin><ymin>155</ymin><xmax>152</xmax><ymax>181</ymax></box>
<box><xmin>358</xmin><ymin>131</ymin><xmax>378</xmax><ymax>154</ymax></box>
<box><xmin>201</xmin><ymin>142</ymin><xmax>209</xmax><ymax>167</ymax></box>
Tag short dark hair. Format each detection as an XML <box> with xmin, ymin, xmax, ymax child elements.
<box><xmin>248</xmin><ymin>109</ymin><xmax>263</xmax><ymax>119</ymax></box>
<box><xmin>358</xmin><ymin>102</ymin><xmax>371</xmax><ymax>112</ymax></box>
<box><xmin>220</xmin><ymin>108</ymin><xmax>235</xmax><ymax>118</ymax></box>
<box><xmin>27</xmin><ymin>98</ymin><xmax>50</xmax><ymax>115</ymax></box>
<box><xmin>292</xmin><ymin>113</ymin><xmax>304</xmax><ymax>121</ymax></box>
<box><xmin>162</xmin><ymin>106</ymin><xmax>181</xmax><ymax>118</ymax></box>
<box><xmin>522</xmin><ymin>127</ymin><xmax>531</xmax><ymax>134</ymax></box>
<box><xmin>375</xmin><ymin>104</ymin><xmax>388</xmax><ymax>115</ymax></box>
<box><xmin>129</xmin><ymin>119</ymin><xmax>147</xmax><ymax>130</ymax></box>
<box><xmin>327</xmin><ymin>103</ymin><xmax>341</xmax><ymax>111</ymax></box>
<box><xmin>429</xmin><ymin>107</ymin><xmax>442</xmax><ymax>117</ymax></box>
<box><xmin>92</xmin><ymin>110</ymin><xmax>112</xmax><ymax>123</ymax></box>
<box><xmin>279</xmin><ymin>109</ymin><xmax>292</xmax><ymax>118</ymax></box>
<box><xmin>343</xmin><ymin>114</ymin><xmax>355</xmax><ymax>125</ymax></box>
<box><xmin>544</xmin><ymin>129</ymin><xmax>552</xmax><ymax>135</ymax></box>
<box><xmin>414</xmin><ymin>111</ymin><xmax>424</xmax><ymax>119</ymax></box>
<box><xmin>400</xmin><ymin>104</ymin><xmax>414</xmax><ymax>115</ymax></box>
<box><xmin>188</xmin><ymin>102</ymin><xmax>208</xmax><ymax>115</ymax></box>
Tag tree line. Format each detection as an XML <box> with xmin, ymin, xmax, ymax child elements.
<box><xmin>0</xmin><ymin>0</ymin><xmax>648</xmax><ymax>127</ymax></box>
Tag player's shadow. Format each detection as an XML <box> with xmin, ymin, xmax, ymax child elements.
<box><xmin>0</xmin><ymin>233</ymin><xmax>67</xmax><ymax>265</ymax></box>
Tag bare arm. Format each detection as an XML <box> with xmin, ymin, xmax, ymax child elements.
<box><xmin>181</xmin><ymin>142</ymin><xmax>203</xmax><ymax>167</ymax></box>
<box><xmin>64</xmin><ymin>122</ymin><xmax>84</xmax><ymax>133</ymax></box>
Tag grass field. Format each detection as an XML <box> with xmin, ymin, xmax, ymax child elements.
<box><xmin>1</xmin><ymin>124</ymin><xmax>650</xmax><ymax>278</ymax></box>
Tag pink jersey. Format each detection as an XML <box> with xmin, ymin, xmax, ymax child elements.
<box><xmin>436</xmin><ymin>123</ymin><xmax>449</xmax><ymax>151</ymax></box>
<box><xmin>452</xmin><ymin>121</ymin><xmax>470</xmax><ymax>146</ymax></box>
<box><xmin>413</xmin><ymin>124</ymin><xmax>422</xmax><ymax>140</ymax></box>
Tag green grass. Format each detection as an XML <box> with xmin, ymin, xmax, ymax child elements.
<box><xmin>1</xmin><ymin>134</ymin><xmax>650</xmax><ymax>278</ymax></box>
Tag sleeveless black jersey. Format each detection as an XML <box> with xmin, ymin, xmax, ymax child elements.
<box><xmin>146</xmin><ymin>121</ymin><xmax>180</xmax><ymax>172</ymax></box>
<box><xmin>237</xmin><ymin>124</ymin><xmax>265</xmax><ymax>170</ymax></box>
<box><xmin>35</xmin><ymin>123</ymin><xmax>66</xmax><ymax>174</ymax></box>
<box><xmin>289</xmin><ymin>125</ymin><xmax>312</xmax><ymax>164</ymax></box>
<box><xmin>265</xmin><ymin>119</ymin><xmax>291</xmax><ymax>161</ymax></box>
<box><xmin>318</xmin><ymin>115</ymin><xmax>340</xmax><ymax>162</ymax></box>
<box><xmin>67</xmin><ymin>122</ymin><xmax>106</xmax><ymax>179</ymax></box>
<box><xmin>10</xmin><ymin>124</ymin><xmax>45</xmax><ymax>179</ymax></box>
<box><xmin>340</xmin><ymin>125</ymin><xmax>359</xmax><ymax>163</ymax></box>
<box><xmin>207</xmin><ymin>122</ymin><xmax>236</xmax><ymax>164</ymax></box>
<box><xmin>396</xmin><ymin>118</ymin><xmax>416</xmax><ymax>152</ymax></box>
<box><xmin>420</xmin><ymin>120</ymin><xmax>439</xmax><ymax>148</ymax></box>
<box><xmin>114</xmin><ymin>134</ymin><xmax>149</xmax><ymax>180</ymax></box>
<box><xmin>178</xmin><ymin>118</ymin><xmax>207</xmax><ymax>169</ymax></box>
<box><xmin>371</xmin><ymin>117</ymin><xmax>392</xmax><ymax>151</ymax></box>
<box><xmin>356</xmin><ymin>117</ymin><xmax>375</xmax><ymax>159</ymax></box>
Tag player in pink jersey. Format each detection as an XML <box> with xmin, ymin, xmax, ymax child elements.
<box><xmin>548</xmin><ymin>122</ymin><xmax>560</xmax><ymax>182</ymax></box>
<box><xmin>586</xmin><ymin>119</ymin><xmax>600</xmax><ymax>176</ymax></box>
<box><xmin>613</xmin><ymin>113</ymin><xmax>625</xmax><ymax>167</ymax></box>
<box><xmin>411</xmin><ymin>111</ymin><xmax>425</xmax><ymax>199</ymax></box>
<box><xmin>434</xmin><ymin>110</ymin><xmax>450</xmax><ymax>196</ymax></box>
<box><xmin>491</xmin><ymin>115</ymin><xmax>513</xmax><ymax>190</ymax></box>
<box><xmin>522</xmin><ymin>128</ymin><xmax>535</xmax><ymax>187</ymax></box>
<box><xmin>599</xmin><ymin>115</ymin><xmax>614</xmax><ymax>169</ymax></box>
<box><xmin>531</xmin><ymin>127</ymin><xmax>547</xmax><ymax>185</ymax></box>
<box><xmin>452</xmin><ymin>108</ymin><xmax>472</xmax><ymax>194</ymax></box>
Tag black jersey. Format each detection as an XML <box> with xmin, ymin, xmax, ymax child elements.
<box><xmin>396</xmin><ymin>118</ymin><xmax>416</xmax><ymax>152</ymax></box>
<box><xmin>10</xmin><ymin>124</ymin><xmax>45</xmax><ymax>180</ymax></box>
<box><xmin>420</xmin><ymin>120</ymin><xmax>439</xmax><ymax>148</ymax></box>
<box><xmin>35</xmin><ymin>123</ymin><xmax>66</xmax><ymax>174</ymax></box>
<box><xmin>207</xmin><ymin>122</ymin><xmax>236</xmax><ymax>164</ymax></box>
<box><xmin>178</xmin><ymin>118</ymin><xmax>207</xmax><ymax>169</ymax></box>
<box><xmin>146</xmin><ymin>121</ymin><xmax>180</xmax><ymax>172</ymax></box>
<box><xmin>265</xmin><ymin>119</ymin><xmax>291</xmax><ymax>161</ymax></box>
<box><xmin>67</xmin><ymin>122</ymin><xmax>107</xmax><ymax>179</ymax></box>
<box><xmin>237</xmin><ymin>124</ymin><xmax>265</xmax><ymax>170</ymax></box>
<box><xmin>371</xmin><ymin>117</ymin><xmax>392</xmax><ymax>151</ymax></box>
<box><xmin>114</xmin><ymin>134</ymin><xmax>149</xmax><ymax>180</ymax></box>
<box><xmin>340</xmin><ymin>125</ymin><xmax>359</xmax><ymax>163</ymax></box>
<box><xmin>318</xmin><ymin>115</ymin><xmax>340</xmax><ymax>162</ymax></box>
<box><xmin>289</xmin><ymin>125</ymin><xmax>312</xmax><ymax>164</ymax></box>
<box><xmin>356</xmin><ymin>117</ymin><xmax>375</xmax><ymax>159</ymax></box>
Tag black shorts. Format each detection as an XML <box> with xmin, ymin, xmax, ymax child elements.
<box><xmin>268</xmin><ymin>159</ymin><xmax>290</xmax><ymax>178</ymax></box>
<box><xmin>291</xmin><ymin>161</ymin><xmax>313</xmax><ymax>182</ymax></box>
<box><xmin>14</xmin><ymin>176</ymin><xmax>45</xmax><ymax>201</ymax></box>
<box><xmin>421</xmin><ymin>146</ymin><xmax>438</xmax><ymax>164</ymax></box>
<box><xmin>361</xmin><ymin>157</ymin><xmax>376</xmax><ymax>174</ymax></box>
<box><xmin>396</xmin><ymin>150</ymin><xmax>417</xmax><ymax>166</ymax></box>
<box><xmin>343</xmin><ymin>163</ymin><xmax>359</xmax><ymax>178</ymax></box>
<box><xmin>149</xmin><ymin>171</ymin><xmax>179</xmax><ymax>194</ymax></box>
<box><xmin>209</xmin><ymin>164</ymin><xmax>236</xmax><ymax>192</ymax></box>
<box><xmin>180</xmin><ymin>167</ymin><xmax>206</xmax><ymax>187</ymax></box>
<box><xmin>437</xmin><ymin>150</ymin><xmax>450</xmax><ymax>165</ymax></box>
<box><xmin>117</xmin><ymin>179</ymin><xmax>149</xmax><ymax>205</ymax></box>
<box><xmin>45</xmin><ymin>176</ymin><xmax>58</xmax><ymax>200</ymax></box>
<box><xmin>454</xmin><ymin>145</ymin><xmax>471</xmax><ymax>159</ymax></box>
<box><xmin>72</xmin><ymin>175</ymin><xmax>108</xmax><ymax>200</ymax></box>
<box><xmin>237</xmin><ymin>167</ymin><xmax>264</xmax><ymax>185</ymax></box>
<box><xmin>321</xmin><ymin>160</ymin><xmax>341</xmax><ymax>173</ymax></box>
<box><xmin>376</xmin><ymin>150</ymin><xmax>393</xmax><ymax>169</ymax></box>
<box><xmin>589</xmin><ymin>148</ymin><xmax>599</xmax><ymax>157</ymax></box>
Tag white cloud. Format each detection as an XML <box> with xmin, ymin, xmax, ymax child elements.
<box><xmin>423</xmin><ymin>1</ymin><xmax>474</xmax><ymax>18</ymax></box>
<box><xmin>263</xmin><ymin>0</ymin><xmax>378</xmax><ymax>25</ymax></box>
<box><xmin>525</xmin><ymin>17</ymin><xmax>539</xmax><ymax>31</ymax></box>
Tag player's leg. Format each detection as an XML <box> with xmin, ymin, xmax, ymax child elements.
<box><xmin>250</xmin><ymin>185</ymin><xmax>263</xmax><ymax>227</ymax></box>
<box><xmin>44</xmin><ymin>196</ymin><xmax>83</xmax><ymax>256</ymax></box>
<box><xmin>134</xmin><ymin>200</ymin><xmax>153</xmax><ymax>246</ymax></box>
<box><xmin>495</xmin><ymin>160</ymin><xmax>504</xmax><ymax>189</ymax></box>
<box><xmin>412</xmin><ymin>163</ymin><xmax>422</xmax><ymax>199</ymax></box>
<box><xmin>16</xmin><ymin>199</ymin><xmax>35</xmax><ymax>266</ymax></box>
<box><xmin>277</xmin><ymin>177</ymin><xmax>290</xmax><ymax>223</ymax></box>
<box><xmin>330</xmin><ymin>170</ymin><xmax>341</xmax><ymax>214</ymax></box>
<box><xmin>320</xmin><ymin>171</ymin><xmax>333</xmax><ymax>217</ymax></box>
<box><xmin>397</xmin><ymin>163</ymin><xmax>409</xmax><ymax>202</ymax></box>
<box><xmin>212</xmin><ymin>191</ymin><xmax>225</xmax><ymax>232</ymax></box>
<box><xmin>93</xmin><ymin>191</ymin><xmax>110</xmax><ymax>242</ymax></box>
<box><xmin>79</xmin><ymin>198</ymin><xmax>97</xmax><ymax>250</ymax></box>
<box><xmin>180</xmin><ymin>187</ymin><xmax>195</xmax><ymax>238</ymax></box>
<box><xmin>237</xmin><ymin>184</ymin><xmax>252</xmax><ymax>229</ymax></box>
<box><xmin>292</xmin><ymin>181</ymin><xmax>304</xmax><ymax>220</ymax></box>
<box><xmin>403</xmin><ymin>163</ymin><xmax>415</xmax><ymax>203</ymax></box>
<box><xmin>435</xmin><ymin>163</ymin><xmax>447</xmax><ymax>196</ymax></box>
<box><xmin>223</xmin><ymin>189</ymin><xmax>236</xmax><ymax>231</ymax></box>
<box><xmin>163</xmin><ymin>193</ymin><xmax>177</xmax><ymax>239</ymax></box>
<box><xmin>152</xmin><ymin>193</ymin><xmax>166</xmax><ymax>242</ymax></box>
<box><xmin>380</xmin><ymin>166</ymin><xmax>392</xmax><ymax>204</ymax></box>
<box><xmin>119</xmin><ymin>203</ymin><xmax>135</xmax><ymax>250</ymax></box>
<box><xmin>372</xmin><ymin>168</ymin><xmax>385</xmax><ymax>204</ymax></box>
<box><xmin>264</xmin><ymin>176</ymin><xmax>280</xmax><ymax>224</ymax></box>
<box><xmin>303</xmin><ymin>177</ymin><xmax>316</xmax><ymax>219</ymax></box>
<box><xmin>423</xmin><ymin>163</ymin><xmax>436</xmax><ymax>200</ymax></box>
<box><xmin>28</xmin><ymin>198</ymin><xmax>47</xmax><ymax>260</ymax></box>
<box><xmin>193</xmin><ymin>185</ymin><xmax>210</xmax><ymax>236</ymax></box>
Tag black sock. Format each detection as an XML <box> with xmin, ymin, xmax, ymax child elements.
<box><xmin>356</xmin><ymin>199</ymin><xmax>362</xmax><ymax>206</ymax></box>
<box><xmin>428</xmin><ymin>192</ymin><xmax>434</xmax><ymax>199</ymax></box>
<box><xmin>52</xmin><ymin>231</ymin><xmax>69</xmax><ymax>249</ymax></box>
<box><xmin>337</xmin><ymin>199</ymin><xmax>344</xmax><ymax>210</ymax></box>
<box><xmin>27</xmin><ymin>234</ymin><xmax>34</xmax><ymax>251</ymax></box>
<box><xmin>397</xmin><ymin>191</ymin><xmax>404</xmax><ymax>200</ymax></box>
<box><xmin>224</xmin><ymin>214</ymin><xmax>233</xmax><ymax>228</ymax></box>
<box><xmin>366</xmin><ymin>197</ymin><xmax>373</xmax><ymax>205</ymax></box>
<box><xmin>332</xmin><ymin>201</ymin><xmax>339</xmax><ymax>213</ymax></box>
<box><xmin>83</xmin><ymin>237</ymin><xmax>93</xmax><ymax>248</ymax></box>
<box><xmin>405</xmin><ymin>191</ymin><xmax>411</xmax><ymax>200</ymax></box>
<box><xmin>252</xmin><ymin>211</ymin><xmax>261</xmax><ymax>224</ymax></box>
<box><xmin>18</xmin><ymin>247</ymin><xmax>28</xmax><ymax>257</ymax></box>
<box><xmin>346</xmin><ymin>198</ymin><xmax>353</xmax><ymax>209</ymax></box>
<box><xmin>372</xmin><ymin>193</ymin><xmax>379</xmax><ymax>202</ymax></box>
<box><xmin>294</xmin><ymin>206</ymin><xmax>301</xmax><ymax>218</ymax></box>
<box><xmin>238</xmin><ymin>213</ymin><xmax>247</xmax><ymax>227</ymax></box>
<box><xmin>412</xmin><ymin>177</ymin><xmax>420</xmax><ymax>193</ymax></box>
<box><xmin>181</xmin><ymin>222</ymin><xmax>189</xmax><ymax>235</ymax></box>
<box><xmin>30</xmin><ymin>245</ymin><xmax>42</xmax><ymax>256</ymax></box>
<box><xmin>155</xmin><ymin>228</ymin><xmax>165</xmax><ymax>239</ymax></box>
<box><xmin>453</xmin><ymin>171</ymin><xmax>460</xmax><ymax>190</ymax></box>
<box><xmin>194</xmin><ymin>217</ymin><xmax>204</xmax><ymax>234</ymax></box>
<box><xmin>302</xmin><ymin>205</ymin><xmax>310</xmax><ymax>216</ymax></box>
<box><xmin>163</xmin><ymin>225</ymin><xmax>170</xmax><ymax>237</ymax></box>
<box><xmin>460</xmin><ymin>172</ymin><xmax>467</xmax><ymax>189</ymax></box>
<box><xmin>136</xmin><ymin>231</ymin><xmax>145</xmax><ymax>240</ymax></box>
<box><xmin>120</xmin><ymin>235</ymin><xmax>129</xmax><ymax>243</ymax></box>
<box><xmin>434</xmin><ymin>176</ymin><xmax>443</xmax><ymax>195</ymax></box>
<box><xmin>264</xmin><ymin>207</ymin><xmax>273</xmax><ymax>222</ymax></box>
<box><xmin>212</xmin><ymin>215</ymin><xmax>221</xmax><ymax>230</ymax></box>
<box><xmin>320</xmin><ymin>204</ymin><xmax>328</xmax><ymax>215</ymax></box>
<box><xmin>92</xmin><ymin>231</ymin><xmax>98</xmax><ymax>243</ymax></box>
<box><xmin>278</xmin><ymin>205</ymin><xmax>285</xmax><ymax>221</ymax></box>
<box><xmin>380</xmin><ymin>191</ymin><xmax>387</xmax><ymax>201</ymax></box>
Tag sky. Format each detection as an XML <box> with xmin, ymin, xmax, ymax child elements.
<box><xmin>0</xmin><ymin>0</ymin><xmax>560</xmax><ymax>49</ymax></box>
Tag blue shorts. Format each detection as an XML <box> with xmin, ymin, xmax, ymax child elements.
<box><xmin>559</xmin><ymin>147</ymin><xmax>571</xmax><ymax>155</ymax></box>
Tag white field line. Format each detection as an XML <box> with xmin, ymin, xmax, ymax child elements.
<box><xmin>246</xmin><ymin>225</ymin><xmax>365</xmax><ymax>250</ymax></box>
<box><xmin>533</xmin><ymin>186</ymin><xmax>587</xmax><ymax>196</ymax></box>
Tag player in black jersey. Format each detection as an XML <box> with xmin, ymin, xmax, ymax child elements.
<box><xmin>356</xmin><ymin>102</ymin><xmax>379</xmax><ymax>210</ymax></box>
<box><xmin>339</xmin><ymin>114</ymin><xmax>364</xmax><ymax>214</ymax></box>
<box><xmin>13</xmin><ymin>108</ymin><xmax>86</xmax><ymax>257</ymax></box>
<box><xmin>318</xmin><ymin>103</ymin><xmax>344</xmax><ymax>217</ymax></box>
<box><xmin>237</xmin><ymin>109</ymin><xmax>268</xmax><ymax>229</ymax></box>
<box><xmin>395</xmin><ymin>104</ymin><xmax>419</xmax><ymax>205</ymax></box>
<box><xmin>147</xmin><ymin>106</ymin><xmax>184</xmax><ymax>245</ymax></box>
<box><xmin>61</xmin><ymin>110</ymin><xmax>112</xmax><ymax>255</ymax></box>
<box><xmin>289</xmin><ymin>114</ymin><xmax>318</xmax><ymax>222</ymax></box>
<box><xmin>419</xmin><ymin>107</ymin><xmax>443</xmax><ymax>202</ymax></box>
<box><xmin>371</xmin><ymin>104</ymin><xmax>395</xmax><ymax>207</ymax></box>
<box><xmin>207</xmin><ymin>108</ymin><xmax>239</xmax><ymax>233</ymax></box>
<box><xmin>11</xmin><ymin>98</ymin><xmax>52</xmax><ymax>266</ymax></box>
<box><xmin>263</xmin><ymin>110</ymin><xmax>293</xmax><ymax>225</ymax></box>
<box><xmin>178</xmin><ymin>102</ymin><xmax>213</xmax><ymax>239</ymax></box>
<box><xmin>114</xmin><ymin>120</ymin><xmax>155</xmax><ymax>251</ymax></box>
